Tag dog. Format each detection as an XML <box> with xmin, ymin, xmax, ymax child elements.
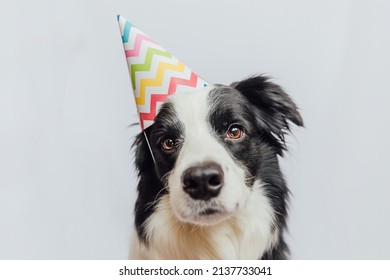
<box><xmin>130</xmin><ymin>75</ymin><xmax>303</xmax><ymax>259</ymax></box>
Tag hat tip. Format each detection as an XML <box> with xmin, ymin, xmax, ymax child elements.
<box><xmin>117</xmin><ymin>14</ymin><xmax>121</xmax><ymax>21</ymax></box>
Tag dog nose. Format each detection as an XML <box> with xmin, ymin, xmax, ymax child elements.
<box><xmin>182</xmin><ymin>162</ymin><xmax>224</xmax><ymax>200</ymax></box>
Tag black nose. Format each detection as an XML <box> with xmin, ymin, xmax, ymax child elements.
<box><xmin>182</xmin><ymin>162</ymin><xmax>224</xmax><ymax>200</ymax></box>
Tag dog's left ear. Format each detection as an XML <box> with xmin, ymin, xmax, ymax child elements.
<box><xmin>232</xmin><ymin>75</ymin><xmax>303</xmax><ymax>153</ymax></box>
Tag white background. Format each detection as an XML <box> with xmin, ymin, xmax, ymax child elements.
<box><xmin>1</xmin><ymin>0</ymin><xmax>389</xmax><ymax>259</ymax></box>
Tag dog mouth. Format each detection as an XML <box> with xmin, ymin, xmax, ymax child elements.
<box><xmin>173</xmin><ymin>200</ymin><xmax>235</xmax><ymax>226</ymax></box>
<box><xmin>198</xmin><ymin>207</ymin><xmax>220</xmax><ymax>216</ymax></box>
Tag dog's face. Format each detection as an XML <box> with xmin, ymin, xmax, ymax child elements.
<box><xmin>151</xmin><ymin>85</ymin><xmax>255</xmax><ymax>225</ymax></box>
<box><xmin>134</xmin><ymin>76</ymin><xmax>303</xmax><ymax>241</ymax></box>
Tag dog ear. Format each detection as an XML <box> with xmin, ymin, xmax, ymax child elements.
<box><xmin>232</xmin><ymin>75</ymin><xmax>303</xmax><ymax>153</ymax></box>
<box><xmin>132</xmin><ymin>131</ymin><xmax>164</xmax><ymax>242</ymax></box>
<box><xmin>133</xmin><ymin>132</ymin><xmax>154</xmax><ymax>176</ymax></box>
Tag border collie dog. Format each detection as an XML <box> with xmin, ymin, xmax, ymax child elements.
<box><xmin>131</xmin><ymin>75</ymin><xmax>303</xmax><ymax>259</ymax></box>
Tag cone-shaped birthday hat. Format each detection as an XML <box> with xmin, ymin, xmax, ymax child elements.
<box><xmin>117</xmin><ymin>15</ymin><xmax>208</xmax><ymax>130</ymax></box>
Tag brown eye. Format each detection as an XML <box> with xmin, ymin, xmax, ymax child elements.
<box><xmin>161</xmin><ymin>138</ymin><xmax>175</xmax><ymax>151</ymax></box>
<box><xmin>227</xmin><ymin>125</ymin><xmax>244</xmax><ymax>139</ymax></box>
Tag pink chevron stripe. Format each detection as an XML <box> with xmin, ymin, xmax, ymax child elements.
<box><xmin>168</xmin><ymin>72</ymin><xmax>199</xmax><ymax>94</ymax></box>
<box><xmin>125</xmin><ymin>34</ymin><xmax>155</xmax><ymax>58</ymax></box>
<box><xmin>139</xmin><ymin>93</ymin><xmax>168</xmax><ymax>130</ymax></box>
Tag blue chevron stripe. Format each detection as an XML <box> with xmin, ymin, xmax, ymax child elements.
<box><xmin>122</xmin><ymin>21</ymin><xmax>132</xmax><ymax>43</ymax></box>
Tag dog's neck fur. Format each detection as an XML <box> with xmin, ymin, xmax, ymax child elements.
<box><xmin>130</xmin><ymin>181</ymin><xmax>278</xmax><ymax>260</ymax></box>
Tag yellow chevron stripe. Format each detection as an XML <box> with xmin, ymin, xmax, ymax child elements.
<box><xmin>136</xmin><ymin>60</ymin><xmax>186</xmax><ymax>105</ymax></box>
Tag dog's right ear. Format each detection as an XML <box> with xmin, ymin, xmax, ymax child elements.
<box><xmin>132</xmin><ymin>131</ymin><xmax>162</xmax><ymax>242</ymax></box>
<box><xmin>232</xmin><ymin>75</ymin><xmax>303</xmax><ymax>154</ymax></box>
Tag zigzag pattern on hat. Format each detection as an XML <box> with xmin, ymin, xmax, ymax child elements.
<box><xmin>139</xmin><ymin>72</ymin><xmax>201</xmax><ymax>127</ymax></box>
<box><xmin>118</xmin><ymin>15</ymin><xmax>207</xmax><ymax>130</ymax></box>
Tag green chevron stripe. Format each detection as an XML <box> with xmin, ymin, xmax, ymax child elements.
<box><xmin>130</xmin><ymin>48</ymin><xmax>172</xmax><ymax>90</ymax></box>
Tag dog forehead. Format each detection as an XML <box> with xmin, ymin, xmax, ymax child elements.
<box><xmin>167</xmin><ymin>85</ymin><xmax>241</xmax><ymax>115</ymax></box>
<box><xmin>166</xmin><ymin>86</ymin><xmax>247</xmax><ymax>134</ymax></box>
<box><xmin>167</xmin><ymin>86</ymin><xmax>215</xmax><ymax>125</ymax></box>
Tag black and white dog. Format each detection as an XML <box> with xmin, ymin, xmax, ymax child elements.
<box><xmin>130</xmin><ymin>75</ymin><xmax>303</xmax><ymax>259</ymax></box>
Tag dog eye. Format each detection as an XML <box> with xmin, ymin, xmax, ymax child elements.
<box><xmin>161</xmin><ymin>138</ymin><xmax>175</xmax><ymax>151</ymax></box>
<box><xmin>226</xmin><ymin>125</ymin><xmax>244</xmax><ymax>140</ymax></box>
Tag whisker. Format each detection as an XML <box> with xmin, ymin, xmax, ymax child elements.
<box><xmin>144</xmin><ymin>185</ymin><xmax>169</xmax><ymax>211</ymax></box>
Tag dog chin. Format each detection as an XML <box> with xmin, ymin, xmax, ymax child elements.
<box><xmin>170</xmin><ymin>200</ymin><xmax>238</xmax><ymax>226</ymax></box>
<box><xmin>176</xmin><ymin>209</ymin><xmax>233</xmax><ymax>226</ymax></box>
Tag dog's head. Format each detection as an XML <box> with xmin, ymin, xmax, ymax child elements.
<box><xmin>133</xmin><ymin>75</ymin><xmax>303</xmax><ymax>241</ymax></box>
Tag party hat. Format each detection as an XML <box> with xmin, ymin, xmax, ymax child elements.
<box><xmin>117</xmin><ymin>15</ymin><xmax>208</xmax><ymax>130</ymax></box>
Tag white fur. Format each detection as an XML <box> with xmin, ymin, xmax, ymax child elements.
<box><xmin>167</xmin><ymin>87</ymin><xmax>251</xmax><ymax>226</ymax></box>
<box><xmin>130</xmin><ymin>181</ymin><xmax>276</xmax><ymax>259</ymax></box>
